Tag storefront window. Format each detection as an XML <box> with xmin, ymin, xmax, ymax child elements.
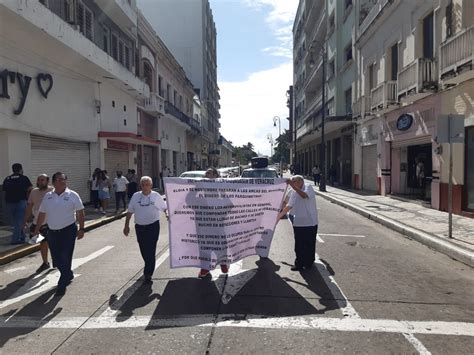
<box><xmin>466</xmin><ymin>127</ymin><xmax>474</xmax><ymax>211</ymax></box>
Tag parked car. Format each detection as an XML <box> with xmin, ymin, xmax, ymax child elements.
<box><xmin>179</xmin><ymin>171</ymin><xmax>207</xmax><ymax>178</ymax></box>
<box><xmin>241</xmin><ymin>157</ymin><xmax>278</xmax><ymax>178</ymax></box>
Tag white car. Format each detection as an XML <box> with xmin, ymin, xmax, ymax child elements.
<box><xmin>179</xmin><ymin>171</ymin><xmax>207</xmax><ymax>178</ymax></box>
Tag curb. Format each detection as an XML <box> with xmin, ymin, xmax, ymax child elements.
<box><xmin>316</xmin><ymin>190</ymin><xmax>474</xmax><ymax>268</ymax></box>
<box><xmin>0</xmin><ymin>212</ymin><xmax>127</xmax><ymax>266</ymax></box>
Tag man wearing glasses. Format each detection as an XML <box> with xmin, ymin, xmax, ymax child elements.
<box><xmin>123</xmin><ymin>176</ymin><xmax>168</xmax><ymax>284</ymax></box>
<box><xmin>35</xmin><ymin>172</ymin><xmax>85</xmax><ymax>296</ymax></box>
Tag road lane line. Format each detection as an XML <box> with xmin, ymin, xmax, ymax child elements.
<box><xmin>0</xmin><ymin>246</ymin><xmax>114</xmax><ymax>310</ymax></box>
<box><xmin>3</xmin><ymin>266</ymin><xmax>28</xmax><ymax>274</ymax></box>
<box><xmin>211</xmin><ymin>260</ymin><xmax>258</xmax><ymax>304</ymax></box>
<box><xmin>403</xmin><ymin>333</ymin><xmax>432</xmax><ymax>355</ymax></box>
<box><xmin>316</xmin><ymin>234</ymin><xmax>325</xmax><ymax>243</ymax></box>
<box><xmin>318</xmin><ymin>234</ymin><xmax>366</xmax><ymax>238</ymax></box>
<box><xmin>99</xmin><ymin>249</ymin><xmax>169</xmax><ymax>318</ymax></box>
<box><xmin>314</xmin><ymin>253</ymin><xmax>360</xmax><ymax>319</ymax></box>
<box><xmin>1</xmin><ymin>315</ymin><xmax>473</xmax><ymax>337</ymax></box>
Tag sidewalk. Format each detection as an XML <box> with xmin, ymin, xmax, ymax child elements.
<box><xmin>0</xmin><ymin>205</ymin><xmax>126</xmax><ymax>265</ymax></box>
<box><xmin>303</xmin><ymin>177</ymin><xmax>474</xmax><ymax>267</ymax></box>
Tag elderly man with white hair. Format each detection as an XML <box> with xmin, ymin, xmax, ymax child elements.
<box><xmin>123</xmin><ymin>176</ymin><xmax>168</xmax><ymax>283</ymax></box>
<box><xmin>278</xmin><ymin>175</ymin><xmax>318</xmax><ymax>271</ymax></box>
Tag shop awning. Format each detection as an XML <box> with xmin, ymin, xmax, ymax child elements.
<box><xmin>98</xmin><ymin>132</ymin><xmax>161</xmax><ymax>147</ymax></box>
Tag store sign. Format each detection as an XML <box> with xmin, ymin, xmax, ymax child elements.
<box><xmin>396</xmin><ymin>114</ymin><xmax>413</xmax><ymax>131</ymax></box>
<box><xmin>107</xmin><ymin>140</ymin><xmax>130</xmax><ymax>151</ymax></box>
<box><xmin>0</xmin><ymin>69</ymin><xmax>53</xmax><ymax>115</ymax></box>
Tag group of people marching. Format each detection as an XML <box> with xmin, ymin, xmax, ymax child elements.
<box><xmin>3</xmin><ymin>163</ymin><xmax>318</xmax><ymax>296</ymax></box>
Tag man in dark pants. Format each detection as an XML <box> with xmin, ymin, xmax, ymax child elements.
<box><xmin>278</xmin><ymin>175</ymin><xmax>318</xmax><ymax>271</ymax></box>
<box><xmin>123</xmin><ymin>176</ymin><xmax>167</xmax><ymax>283</ymax></box>
<box><xmin>35</xmin><ymin>172</ymin><xmax>85</xmax><ymax>296</ymax></box>
<box><xmin>2</xmin><ymin>163</ymin><xmax>33</xmax><ymax>244</ymax></box>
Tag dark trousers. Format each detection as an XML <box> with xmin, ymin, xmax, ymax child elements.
<box><xmin>115</xmin><ymin>191</ymin><xmax>126</xmax><ymax>210</ymax></box>
<box><xmin>293</xmin><ymin>225</ymin><xmax>318</xmax><ymax>268</ymax></box>
<box><xmin>48</xmin><ymin>223</ymin><xmax>77</xmax><ymax>287</ymax></box>
<box><xmin>313</xmin><ymin>174</ymin><xmax>321</xmax><ymax>186</ymax></box>
<box><xmin>91</xmin><ymin>190</ymin><xmax>99</xmax><ymax>209</ymax></box>
<box><xmin>135</xmin><ymin>220</ymin><xmax>160</xmax><ymax>277</ymax></box>
<box><xmin>128</xmin><ymin>183</ymin><xmax>138</xmax><ymax>200</ymax></box>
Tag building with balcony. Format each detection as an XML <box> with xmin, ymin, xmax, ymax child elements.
<box><xmin>0</xmin><ymin>0</ymin><xmax>149</xmax><ymax>221</ymax></box>
<box><xmin>138</xmin><ymin>0</ymin><xmax>221</xmax><ymax>168</ymax></box>
<box><xmin>353</xmin><ymin>0</ymin><xmax>474</xmax><ymax>216</ymax></box>
<box><xmin>292</xmin><ymin>0</ymin><xmax>354</xmax><ymax>186</ymax></box>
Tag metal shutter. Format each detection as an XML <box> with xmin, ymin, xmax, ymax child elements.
<box><xmin>104</xmin><ymin>149</ymin><xmax>129</xmax><ymax>177</ymax></box>
<box><xmin>391</xmin><ymin>136</ymin><xmax>431</xmax><ymax>148</ymax></box>
<box><xmin>30</xmin><ymin>135</ymin><xmax>91</xmax><ymax>202</ymax></box>
<box><xmin>362</xmin><ymin>145</ymin><xmax>378</xmax><ymax>191</ymax></box>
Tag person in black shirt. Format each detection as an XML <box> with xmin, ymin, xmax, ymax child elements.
<box><xmin>2</xmin><ymin>163</ymin><xmax>33</xmax><ymax>244</ymax></box>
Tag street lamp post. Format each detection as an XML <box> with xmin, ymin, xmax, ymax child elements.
<box><xmin>309</xmin><ymin>40</ymin><xmax>327</xmax><ymax>192</ymax></box>
<box><xmin>266</xmin><ymin>133</ymin><xmax>274</xmax><ymax>158</ymax></box>
<box><xmin>273</xmin><ymin>116</ymin><xmax>283</xmax><ymax>177</ymax></box>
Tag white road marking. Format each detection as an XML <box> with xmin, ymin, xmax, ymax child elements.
<box><xmin>1</xmin><ymin>315</ymin><xmax>473</xmax><ymax>337</ymax></box>
<box><xmin>318</xmin><ymin>234</ymin><xmax>366</xmax><ymax>238</ymax></box>
<box><xmin>314</xmin><ymin>253</ymin><xmax>360</xmax><ymax>319</ymax></box>
<box><xmin>99</xmin><ymin>249</ymin><xmax>170</xmax><ymax>318</ymax></box>
<box><xmin>211</xmin><ymin>260</ymin><xmax>257</xmax><ymax>304</ymax></box>
<box><xmin>3</xmin><ymin>266</ymin><xmax>28</xmax><ymax>274</ymax></box>
<box><xmin>403</xmin><ymin>333</ymin><xmax>432</xmax><ymax>355</ymax></box>
<box><xmin>316</xmin><ymin>235</ymin><xmax>325</xmax><ymax>243</ymax></box>
<box><xmin>0</xmin><ymin>246</ymin><xmax>114</xmax><ymax>310</ymax></box>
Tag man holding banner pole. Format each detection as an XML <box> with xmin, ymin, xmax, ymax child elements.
<box><xmin>278</xmin><ymin>175</ymin><xmax>318</xmax><ymax>271</ymax></box>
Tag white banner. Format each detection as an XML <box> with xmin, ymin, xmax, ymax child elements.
<box><xmin>164</xmin><ymin>177</ymin><xmax>287</xmax><ymax>270</ymax></box>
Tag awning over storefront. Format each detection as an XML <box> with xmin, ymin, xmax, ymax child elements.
<box><xmin>98</xmin><ymin>131</ymin><xmax>161</xmax><ymax>147</ymax></box>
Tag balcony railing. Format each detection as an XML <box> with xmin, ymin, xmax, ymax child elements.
<box><xmin>371</xmin><ymin>81</ymin><xmax>397</xmax><ymax>110</ymax></box>
<box><xmin>164</xmin><ymin>101</ymin><xmax>200</xmax><ymax>133</ymax></box>
<box><xmin>398</xmin><ymin>58</ymin><xmax>437</xmax><ymax>97</ymax></box>
<box><xmin>144</xmin><ymin>93</ymin><xmax>165</xmax><ymax>116</ymax></box>
<box><xmin>440</xmin><ymin>25</ymin><xmax>474</xmax><ymax>76</ymax></box>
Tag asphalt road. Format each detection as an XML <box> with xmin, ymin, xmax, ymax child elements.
<box><xmin>1</xmin><ymin>195</ymin><xmax>473</xmax><ymax>354</ymax></box>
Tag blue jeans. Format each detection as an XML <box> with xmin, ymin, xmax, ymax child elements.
<box><xmin>6</xmin><ymin>200</ymin><xmax>27</xmax><ymax>243</ymax></box>
<box><xmin>48</xmin><ymin>224</ymin><xmax>77</xmax><ymax>287</ymax></box>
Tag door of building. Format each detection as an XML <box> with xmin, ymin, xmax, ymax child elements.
<box><xmin>362</xmin><ymin>145</ymin><xmax>378</xmax><ymax>191</ymax></box>
<box><xmin>31</xmin><ymin>135</ymin><xmax>91</xmax><ymax>202</ymax></box>
<box><xmin>465</xmin><ymin>127</ymin><xmax>474</xmax><ymax>210</ymax></box>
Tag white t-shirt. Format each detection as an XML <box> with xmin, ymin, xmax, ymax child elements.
<box><xmin>113</xmin><ymin>176</ymin><xmax>129</xmax><ymax>192</ymax></box>
<box><xmin>38</xmin><ymin>188</ymin><xmax>84</xmax><ymax>230</ymax></box>
<box><xmin>128</xmin><ymin>191</ymin><xmax>167</xmax><ymax>225</ymax></box>
<box><xmin>287</xmin><ymin>183</ymin><xmax>318</xmax><ymax>227</ymax></box>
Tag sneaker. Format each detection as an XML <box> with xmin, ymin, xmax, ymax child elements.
<box><xmin>54</xmin><ymin>287</ymin><xmax>66</xmax><ymax>297</ymax></box>
<box><xmin>220</xmin><ymin>265</ymin><xmax>229</xmax><ymax>274</ymax></box>
<box><xmin>101</xmin><ymin>211</ymin><xmax>107</xmax><ymax>215</ymax></box>
<box><xmin>198</xmin><ymin>269</ymin><xmax>210</xmax><ymax>278</ymax></box>
<box><xmin>36</xmin><ymin>262</ymin><xmax>50</xmax><ymax>273</ymax></box>
<box><xmin>94</xmin><ymin>208</ymin><xmax>99</xmax><ymax>212</ymax></box>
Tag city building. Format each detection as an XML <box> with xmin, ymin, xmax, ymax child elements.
<box><xmin>292</xmin><ymin>0</ymin><xmax>355</xmax><ymax>186</ymax></box>
<box><xmin>0</xmin><ymin>0</ymin><xmax>149</xmax><ymax>223</ymax></box>
<box><xmin>353</xmin><ymin>0</ymin><xmax>474</xmax><ymax>215</ymax></box>
<box><xmin>139</xmin><ymin>0</ymin><xmax>221</xmax><ymax>168</ymax></box>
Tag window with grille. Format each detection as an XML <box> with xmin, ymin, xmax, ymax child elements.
<box><xmin>76</xmin><ymin>1</ymin><xmax>93</xmax><ymax>41</ymax></box>
<box><xmin>118</xmin><ymin>40</ymin><xmax>124</xmax><ymax>64</ymax></box>
<box><xmin>102</xmin><ymin>26</ymin><xmax>110</xmax><ymax>54</ymax></box>
<box><xmin>124</xmin><ymin>46</ymin><xmax>130</xmax><ymax>69</ymax></box>
<box><xmin>111</xmin><ymin>34</ymin><xmax>118</xmax><ymax>60</ymax></box>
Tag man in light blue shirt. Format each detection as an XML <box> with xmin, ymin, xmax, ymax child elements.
<box><xmin>278</xmin><ymin>175</ymin><xmax>318</xmax><ymax>271</ymax></box>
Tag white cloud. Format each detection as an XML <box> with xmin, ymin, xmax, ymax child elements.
<box><xmin>243</xmin><ymin>0</ymin><xmax>299</xmax><ymax>58</ymax></box>
<box><xmin>219</xmin><ymin>63</ymin><xmax>291</xmax><ymax>156</ymax></box>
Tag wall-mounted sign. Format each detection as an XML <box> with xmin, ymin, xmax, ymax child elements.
<box><xmin>107</xmin><ymin>140</ymin><xmax>131</xmax><ymax>151</ymax></box>
<box><xmin>396</xmin><ymin>113</ymin><xmax>413</xmax><ymax>131</ymax></box>
<box><xmin>0</xmin><ymin>69</ymin><xmax>53</xmax><ymax>115</ymax></box>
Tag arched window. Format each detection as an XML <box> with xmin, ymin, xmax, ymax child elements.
<box><xmin>143</xmin><ymin>60</ymin><xmax>154</xmax><ymax>92</ymax></box>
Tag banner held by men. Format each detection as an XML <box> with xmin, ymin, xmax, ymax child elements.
<box><xmin>164</xmin><ymin>177</ymin><xmax>287</xmax><ymax>270</ymax></box>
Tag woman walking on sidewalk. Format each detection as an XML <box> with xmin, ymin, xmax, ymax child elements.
<box><xmin>123</xmin><ymin>176</ymin><xmax>168</xmax><ymax>284</ymax></box>
<box><xmin>98</xmin><ymin>170</ymin><xmax>111</xmax><ymax>214</ymax></box>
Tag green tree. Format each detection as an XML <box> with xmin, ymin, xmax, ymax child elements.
<box><xmin>271</xmin><ymin>130</ymin><xmax>290</xmax><ymax>165</ymax></box>
<box><xmin>234</xmin><ymin>142</ymin><xmax>258</xmax><ymax>165</ymax></box>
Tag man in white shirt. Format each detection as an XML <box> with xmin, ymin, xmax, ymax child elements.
<box><xmin>278</xmin><ymin>175</ymin><xmax>318</xmax><ymax>271</ymax></box>
<box><xmin>123</xmin><ymin>176</ymin><xmax>168</xmax><ymax>284</ymax></box>
<box><xmin>35</xmin><ymin>172</ymin><xmax>85</xmax><ymax>296</ymax></box>
<box><xmin>113</xmin><ymin>171</ymin><xmax>129</xmax><ymax>213</ymax></box>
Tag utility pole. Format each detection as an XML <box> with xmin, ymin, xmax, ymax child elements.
<box><xmin>319</xmin><ymin>43</ymin><xmax>327</xmax><ymax>192</ymax></box>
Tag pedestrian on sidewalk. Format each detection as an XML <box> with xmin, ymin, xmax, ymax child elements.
<box><xmin>123</xmin><ymin>176</ymin><xmax>168</xmax><ymax>284</ymax></box>
<box><xmin>126</xmin><ymin>169</ymin><xmax>138</xmax><ymax>200</ymax></box>
<box><xmin>89</xmin><ymin>168</ymin><xmax>101</xmax><ymax>211</ymax></box>
<box><xmin>23</xmin><ymin>174</ymin><xmax>54</xmax><ymax>272</ymax></box>
<box><xmin>2</xmin><ymin>163</ymin><xmax>33</xmax><ymax>244</ymax></box>
<box><xmin>98</xmin><ymin>170</ymin><xmax>111</xmax><ymax>214</ymax></box>
<box><xmin>277</xmin><ymin>175</ymin><xmax>318</xmax><ymax>271</ymax></box>
<box><xmin>34</xmin><ymin>172</ymin><xmax>85</xmax><ymax>297</ymax></box>
<box><xmin>113</xmin><ymin>171</ymin><xmax>128</xmax><ymax>213</ymax></box>
<box><xmin>198</xmin><ymin>168</ymin><xmax>229</xmax><ymax>278</ymax></box>
<box><xmin>312</xmin><ymin>165</ymin><xmax>321</xmax><ymax>186</ymax></box>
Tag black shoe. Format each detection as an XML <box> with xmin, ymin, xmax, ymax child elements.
<box><xmin>54</xmin><ymin>287</ymin><xmax>66</xmax><ymax>297</ymax></box>
<box><xmin>65</xmin><ymin>275</ymin><xmax>74</xmax><ymax>286</ymax></box>
<box><xmin>143</xmin><ymin>275</ymin><xmax>153</xmax><ymax>284</ymax></box>
<box><xmin>36</xmin><ymin>262</ymin><xmax>51</xmax><ymax>273</ymax></box>
<box><xmin>291</xmin><ymin>266</ymin><xmax>304</xmax><ymax>271</ymax></box>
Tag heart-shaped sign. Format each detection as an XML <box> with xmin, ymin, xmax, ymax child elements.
<box><xmin>36</xmin><ymin>73</ymin><xmax>53</xmax><ymax>98</ymax></box>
